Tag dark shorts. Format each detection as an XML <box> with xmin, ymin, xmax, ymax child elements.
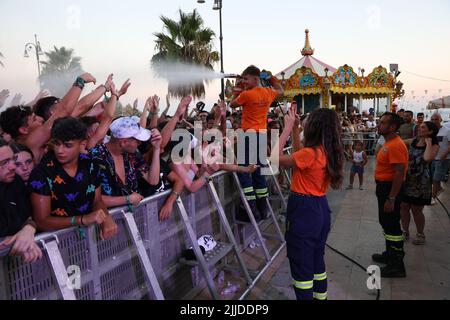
<box><xmin>351</xmin><ymin>164</ymin><xmax>364</xmax><ymax>175</ymax></box>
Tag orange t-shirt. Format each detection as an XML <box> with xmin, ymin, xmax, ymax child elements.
<box><xmin>235</xmin><ymin>87</ymin><xmax>278</xmax><ymax>131</ymax></box>
<box><xmin>291</xmin><ymin>147</ymin><xmax>330</xmax><ymax>197</ymax></box>
<box><xmin>375</xmin><ymin>135</ymin><xmax>409</xmax><ymax>182</ymax></box>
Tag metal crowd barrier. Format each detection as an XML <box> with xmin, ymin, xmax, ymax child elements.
<box><xmin>0</xmin><ymin>171</ymin><xmax>286</xmax><ymax>300</ymax></box>
<box><xmin>341</xmin><ymin>132</ymin><xmax>379</xmax><ymax>155</ymax></box>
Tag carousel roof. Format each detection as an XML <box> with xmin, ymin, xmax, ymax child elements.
<box><xmin>276</xmin><ymin>29</ymin><xmax>337</xmax><ymax>78</ymax></box>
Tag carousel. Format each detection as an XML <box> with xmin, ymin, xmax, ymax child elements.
<box><xmin>273</xmin><ymin>29</ymin><xmax>406</xmax><ymax>114</ymax></box>
<box><xmin>224</xmin><ymin>29</ymin><xmax>405</xmax><ymax>115</ymax></box>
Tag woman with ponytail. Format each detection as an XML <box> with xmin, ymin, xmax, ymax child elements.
<box><xmin>272</xmin><ymin>106</ymin><xmax>344</xmax><ymax>301</ymax></box>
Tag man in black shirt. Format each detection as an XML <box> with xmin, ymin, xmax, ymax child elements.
<box><xmin>29</xmin><ymin>118</ymin><xmax>117</xmax><ymax>239</ymax></box>
<box><xmin>0</xmin><ymin>139</ymin><xmax>42</xmax><ymax>263</ymax></box>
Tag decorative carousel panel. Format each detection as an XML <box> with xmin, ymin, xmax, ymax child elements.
<box><xmin>332</xmin><ymin>65</ymin><xmax>358</xmax><ymax>88</ymax></box>
<box><xmin>367</xmin><ymin>66</ymin><xmax>395</xmax><ymax>88</ymax></box>
<box><xmin>284</xmin><ymin>66</ymin><xmax>320</xmax><ymax>91</ymax></box>
<box><xmin>283</xmin><ymin>88</ymin><xmax>322</xmax><ymax>99</ymax></box>
<box><xmin>331</xmin><ymin>86</ymin><xmax>395</xmax><ymax>95</ymax></box>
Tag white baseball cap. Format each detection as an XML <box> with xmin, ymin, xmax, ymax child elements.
<box><xmin>197</xmin><ymin>235</ymin><xmax>217</xmax><ymax>252</ymax></box>
<box><xmin>109</xmin><ymin>116</ymin><xmax>151</xmax><ymax>141</ymax></box>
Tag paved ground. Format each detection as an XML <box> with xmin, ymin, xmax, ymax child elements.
<box><xmin>246</xmin><ymin>158</ymin><xmax>450</xmax><ymax>300</ymax></box>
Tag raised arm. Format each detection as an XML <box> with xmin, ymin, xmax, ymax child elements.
<box><xmin>71</xmin><ymin>74</ymin><xmax>113</xmax><ymax>118</ymax></box>
<box><xmin>158</xmin><ymin>93</ymin><xmax>171</xmax><ymax>125</ymax></box>
<box><xmin>141</xmin><ymin>129</ymin><xmax>162</xmax><ymax>186</ymax></box>
<box><xmin>160</xmin><ymin>96</ymin><xmax>192</xmax><ymax>149</ymax></box>
<box><xmin>291</xmin><ymin>112</ymin><xmax>303</xmax><ymax>152</ymax></box>
<box><xmin>270</xmin><ymin>106</ymin><xmax>297</xmax><ymax>168</ymax></box>
<box><xmin>270</xmin><ymin>76</ymin><xmax>284</xmax><ymax>96</ymax></box>
<box><xmin>148</xmin><ymin>95</ymin><xmax>160</xmax><ymax>129</ymax></box>
<box><xmin>25</xmin><ymin>73</ymin><xmax>96</xmax><ymax>152</ymax></box>
<box><xmin>0</xmin><ymin>89</ymin><xmax>10</xmax><ymax>109</ymax></box>
<box><xmin>25</xmin><ymin>90</ymin><xmax>50</xmax><ymax>108</ymax></box>
<box><xmin>424</xmin><ymin>138</ymin><xmax>440</xmax><ymax>162</ymax></box>
<box><xmin>86</xmin><ymin>83</ymin><xmax>118</xmax><ymax>149</ymax></box>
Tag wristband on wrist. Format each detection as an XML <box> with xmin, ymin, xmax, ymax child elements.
<box><xmin>73</xmin><ymin>77</ymin><xmax>85</xmax><ymax>90</ymax></box>
<box><xmin>125</xmin><ymin>195</ymin><xmax>134</xmax><ymax>213</ymax></box>
<box><xmin>70</xmin><ymin>216</ymin><xmax>77</xmax><ymax>226</ymax></box>
<box><xmin>100</xmin><ymin>84</ymin><xmax>109</xmax><ymax>93</ymax></box>
<box><xmin>80</xmin><ymin>215</ymin><xmax>85</xmax><ymax>226</ymax></box>
<box><xmin>111</xmin><ymin>93</ymin><xmax>120</xmax><ymax>100</ymax></box>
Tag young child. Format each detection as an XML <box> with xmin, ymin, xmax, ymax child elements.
<box><xmin>345</xmin><ymin>141</ymin><xmax>368</xmax><ymax>190</ymax></box>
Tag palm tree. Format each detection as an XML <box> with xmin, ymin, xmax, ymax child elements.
<box><xmin>151</xmin><ymin>9</ymin><xmax>220</xmax><ymax>99</ymax></box>
<box><xmin>39</xmin><ymin>46</ymin><xmax>83</xmax><ymax>97</ymax></box>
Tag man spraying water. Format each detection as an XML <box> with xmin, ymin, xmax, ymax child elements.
<box><xmin>230</xmin><ymin>65</ymin><xmax>283</xmax><ymax>221</ymax></box>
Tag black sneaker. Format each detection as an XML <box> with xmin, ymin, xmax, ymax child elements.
<box><xmin>235</xmin><ymin>202</ymin><xmax>262</xmax><ymax>223</ymax></box>
<box><xmin>372</xmin><ymin>251</ymin><xmax>389</xmax><ymax>264</ymax></box>
<box><xmin>380</xmin><ymin>259</ymin><xmax>406</xmax><ymax>278</ymax></box>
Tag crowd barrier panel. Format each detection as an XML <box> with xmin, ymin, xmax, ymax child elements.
<box><xmin>0</xmin><ymin>171</ymin><xmax>286</xmax><ymax>300</ymax></box>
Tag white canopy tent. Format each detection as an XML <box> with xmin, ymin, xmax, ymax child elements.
<box><xmin>427</xmin><ymin>96</ymin><xmax>450</xmax><ymax>110</ymax></box>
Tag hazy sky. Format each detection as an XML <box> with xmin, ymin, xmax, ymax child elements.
<box><xmin>1</xmin><ymin>0</ymin><xmax>450</xmax><ymax>114</ymax></box>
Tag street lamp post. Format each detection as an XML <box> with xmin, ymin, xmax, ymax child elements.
<box><xmin>24</xmin><ymin>34</ymin><xmax>44</xmax><ymax>78</ymax></box>
<box><xmin>198</xmin><ymin>0</ymin><xmax>225</xmax><ymax>99</ymax></box>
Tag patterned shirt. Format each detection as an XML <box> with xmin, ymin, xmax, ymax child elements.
<box><xmin>88</xmin><ymin>144</ymin><xmax>149</xmax><ymax>197</ymax></box>
<box><xmin>29</xmin><ymin>152</ymin><xmax>101</xmax><ymax>217</ymax></box>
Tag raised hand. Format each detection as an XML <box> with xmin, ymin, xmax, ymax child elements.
<box><xmin>35</xmin><ymin>90</ymin><xmax>50</xmax><ymax>101</ymax></box>
<box><xmin>109</xmin><ymin>81</ymin><xmax>118</xmax><ymax>97</ymax></box>
<box><xmin>151</xmin><ymin>95</ymin><xmax>160</xmax><ymax>113</ymax></box>
<box><xmin>144</xmin><ymin>97</ymin><xmax>152</xmax><ymax>112</ymax></box>
<box><xmin>0</xmin><ymin>89</ymin><xmax>10</xmax><ymax>108</ymax></box>
<box><xmin>283</xmin><ymin>105</ymin><xmax>297</xmax><ymax>134</ymax></box>
<box><xmin>150</xmin><ymin>128</ymin><xmax>162</xmax><ymax>149</ymax></box>
<box><xmin>80</xmin><ymin>73</ymin><xmax>96</xmax><ymax>84</ymax></box>
<box><xmin>165</xmin><ymin>93</ymin><xmax>170</xmax><ymax>108</ymax></box>
<box><xmin>133</xmin><ymin>98</ymin><xmax>138</xmax><ymax>110</ymax></box>
<box><xmin>218</xmin><ymin>100</ymin><xmax>227</xmax><ymax>117</ymax></box>
<box><xmin>118</xmin><ymin>79</ymin><xmax>131</xmax><ymax>97</ymax></box>
<box><xmin>104</xmin><ymin>74</ymin><xmax>114</xmax><ymax>92</ymax></box>
<box><xmin>175</xmin><ymin>96</ymin><xmax>192</xmax><ymax>118</ymax></box>
<box><xmin>11</xmin><ymin>93</ymin><xmax>23</xmax><ymax>106</ymax></box>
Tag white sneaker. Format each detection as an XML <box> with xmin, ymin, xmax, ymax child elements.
<box><xmin>345</xmin><ymin>185</ymin><xmax>353</xmax><ymax>190</ymax></box>
<box><xmin>430</xmin><ymin>198</ymin><xmax>436</xmax><ymax>206</ymax></box>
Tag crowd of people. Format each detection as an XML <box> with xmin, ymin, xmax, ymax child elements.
<box><xmin>0</xmin><ymin>65</ymin><xmax>449</xmax><ymax>300</ymax></box>
<box><xmin>0</xmin><ymin>67</ymin><xmax>285</xmax><ymax>263</ymax></box>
